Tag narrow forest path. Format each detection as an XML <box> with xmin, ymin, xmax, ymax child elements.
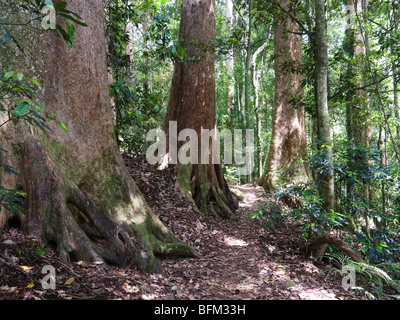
<box><xmin>0</xmin><ymin>154</ymin><xmax>363</xmax><ymax>300</ymax></box>
<box><xmin>124</xmin><ymin>155</ymin><xmax>359</xmax><ymax>300</ymax></box>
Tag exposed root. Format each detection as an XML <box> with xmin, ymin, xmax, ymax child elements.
<box><xmin>307</xmin><ymin>234</ymin><xmax>363</xmax><ymax>263</ymax></box>
<box><xmin>10</xmin><ymin>137</ymin><xmax>197</xmax><ymax>273</ymax></box>
<box><xmin>176</xmin><ymin>163</ymin><xmax>238</xmax><ymax>219</ymax></box>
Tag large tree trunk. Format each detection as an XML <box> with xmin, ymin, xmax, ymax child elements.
<box><xmin>0</xmin><ymin>0</ymin><xmax>197</xmax><ymax>273</ymax></box>
<box><xmin>162</xmin><ymin>0</ymin><xmax>237</xmax><ymax>218</ymax></box>
<box><xmin>259</xmin><ymin>0</ymin><xmax>310</xmax><ymax>191</ymax></box>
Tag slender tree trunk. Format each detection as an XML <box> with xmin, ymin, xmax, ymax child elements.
<box><xmin>377</xmin><ymin>125</ymin><xmax>388</xmax><ymax>229</ymax></box>
<box><xmin>252</xmin><ymin>40</ymin><xmax>268</xmax><ymax>178</ymax></box>
<box><xmin>142</xmin><ymin>7</ymin><xmax>152</xmax><ymax>95</ymax></box>
<box><xmin>242</xmin><ymin>0</ymin><xmax>253</xmax><ymax>183</ymax></box>
<box><xmin>244</xmin><ymin>0</ymin><xmax>253</xmax><ymax>133</ymax></box>
<box><xmin>163</xmin><ymin>0</ymin><xmax>237</xmax><ymax>218</ymax></box>
<box><xmin>310</xmin><ymin>0</ymin><xmax>334</xmax><ymax>260</ymax></box>
<box><xmin>259</xmin><ymin>0</ymin><xmax>310</xmax><ymax>191</ymax></box>
<box><xmin>315</xmin><ymin>0</ymin><xmax>334</xmax><ymax>213</ymax></box>
<box><xmin>0</xmin><ymin>0</ymin><xmax>197</xmax><ymax>273</ymax></box>
<box><xmin>225</xmin><ymin>0</ymin><xmax>235</xmax><ymax>113</ymax></box>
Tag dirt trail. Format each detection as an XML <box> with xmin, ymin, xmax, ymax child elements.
<box><xmin>154</xmin><ymin>183</ymin><xmax>344</xmax><ymax>300</ymax></box>
<box><xmin>125</xmin><ymin>156</ymin><xmax>357</xmax><ymax>300</ymax></box>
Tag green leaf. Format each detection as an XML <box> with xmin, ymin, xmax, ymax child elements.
<box><xmin>55</xmin><ymin>24</ymin><xmax>70</xmax><ymax>44</ymax></box>
<box><xmin>57</xmin><ymin>12</ymin><xmax>88</xmax><ymax>27</ymax></box>
<box><xmin>31</xmin><ymin>118</ymin><xmax>52</xmax><ymax>133</ymax></box>
<box><xmin>57</xmin><ymin>8</ymin><xmax>84</xmax><ymax>21</ymax></box>
<box><xmin>4</xmin><ymin>71</ymin><xmax>14</xmax><ymax>80</ymax></box>
<box><xmin>0</xmin><ymin>163</ymin><xmax>20</xmax><ymax>176</ymax></box>
<box><xmin>13</xmin><ymin>102</ymin><xmax>30</xmax><ymax>116</ymax></box>
<box><xmin>54</xmin><ymin>1</ymin><xmax>67</xmax><ymax>11</ymax></box>
<box><xmin>16</xmin><ymin>72</ymin><xmax>24</xmax><ymax>81</ymax></box>
<box><xmin>28</xmin><ymin>78</ymin><xmax>41</xmax><ymax>88</ymax></box>
<box><xmin>34</xmin><ymin>245</ymin><xmax>47</xmax><ymax>256</ymax></box>
<box><xmin>65</xmin><ymin>22</ymin><xmax>75</xmax><ymax>49</ymax></box>
<box><xmin>31</xmin><ymin>103</ymin><xmax>44</xmax><ymax>113</ymax></box>
<box><xmin>58</xmin><ymin>121</ymin><xmax>67</xmax><ymax>132</ymax></box>
<box><xmin>44</xmin><ymin>111</ymin><xmax>56</xmax><ymax>121</ymax></box>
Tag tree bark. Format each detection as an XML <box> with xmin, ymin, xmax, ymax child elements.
<box><xmin>307</xmin><ymin>0</ymin><xmax>335</xmax><ymax>261</ymax></box>
<box><xmin>344</xmin><ymin>0</ymin><xmax>373</xmax><ymax>234</ymax></box>
<box><xmin>163</xmin><ymin>0</ymin><xmax>238</xmax><ymax>218</ymax></box>
<box><xmin>225</xmin><ymin>0</ymin><xmax>235</xmax><ymax>113</ymax></box>
<box><xmin>314</xmin><ymin>0</ymin><xmax>334</xmax><ymax>214</ymax></box>
<box><xmin>252</xmin><ymin>42</ymin><xmax>267</xmax><ymax>178</ymax></box>
<box><xmin>0</xmin><ymin>0</ymin><xmax>197</xmax><ymax>273</ymax></box>
<box><xmin>345</xmin><ymin>0</ymin><xmax>370</xmax><ymax>147</ymax></box>
<box><xmin>259</xmin><ymin>0</ymin><xmax>310</xmax><ymax>191</ymax></box>
<box><xmin>244</xmin><ymin>0</ymin><xmax>253</xmax><ymax>133</ymax></box>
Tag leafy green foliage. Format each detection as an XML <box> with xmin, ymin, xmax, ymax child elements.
<box><xmin>0</xmin><ymin>70</ymin><xmax>66</xmax><ymax>133</ymax></box>
<box><xmin>0</xmin><ymin>186</ymin><xmax>26</xmax><ymax>213</ymax></box>
<box><xmin>0</xmin><ymin>1</ymin><xmax>87</xmax><ymax>51</ymax></box>
<box><xmin>252</xmin><ymin>202</ymin><xmax>285</xmax><ymax>233</ymax></box>
<box><xmin>0</xmin><ymin>70</ymin><xmax>69</xmax><ymax>212</ymax></box>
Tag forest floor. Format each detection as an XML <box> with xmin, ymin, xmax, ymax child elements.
<box><xmin>0</xmin><ymin>154</ymin><xmax>394</xmax><ymax>300</ymax></box>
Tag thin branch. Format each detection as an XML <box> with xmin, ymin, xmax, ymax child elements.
<box><xmin>232</xmin><ymin>1</ymin><xmax>248</xmax><ymax>29</ymax></box>
<box><xmin>329</xmin><ymin>71</ymin><xmax>400</xmax><ymax>101</ymax></box>
<box><xmin>0</xmin><ymin>17</ymin><xmax>41</xmax><ymax>27</ymax></box>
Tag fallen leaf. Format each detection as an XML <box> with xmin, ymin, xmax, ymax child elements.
<box><xmin>26</xmin><ymin>282</ymin><xmax>34</xmax><ymax>289</ymax></box>
<box><xmin>2</xmin><ymin>239</ymin><xmax>15</xmax><ymax>245</ymax></box>
<box><xmin>64</xmin><ymin>277</ymin><xmax>75</xmax><ymax>285</ymax></box>
<box><xmin>18</xmin><ymin>265</ymin><xmax>33</xmax><ymax>271</ymax></box>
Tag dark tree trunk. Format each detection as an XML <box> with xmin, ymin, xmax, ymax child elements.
<box><xmin>163</xmin><ymin>0</ymin><xmax>237</xmax><ymax>218</ymax></box>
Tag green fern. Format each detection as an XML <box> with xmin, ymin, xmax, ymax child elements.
<box><xmin>326</xmin><ymin>251</ymin><xmax>400</xmax><ymax>299</ymax></box>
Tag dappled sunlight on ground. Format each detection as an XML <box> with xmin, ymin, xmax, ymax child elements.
<box><xmin>232</xmin><ymin>184</ymin><xmax>266</xmax><ymax>209</ymax></box>
<box><xmin>223</xmin><ymin>235</ymin><xmax>248</xmax><ymax>247</ymax></box>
